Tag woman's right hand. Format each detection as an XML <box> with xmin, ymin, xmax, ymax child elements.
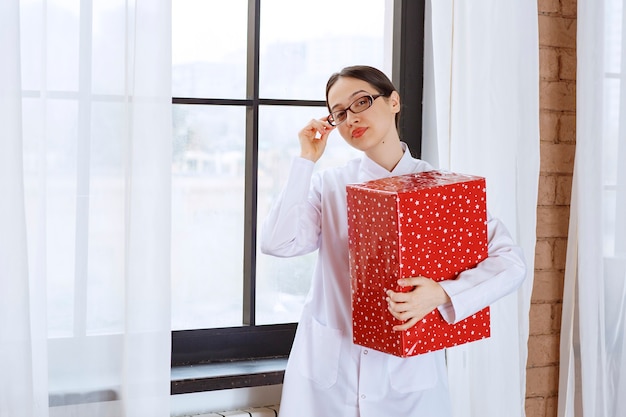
<box><xmin>298</xmin><ymin>117</ymin><xmax>335</xmax><ymax>163</ymax></box>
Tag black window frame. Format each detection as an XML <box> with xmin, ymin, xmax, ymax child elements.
<box><xmin>171</xmin><ymin>0</ymin><xmax>425</xmax><ymax>393</ymax></box>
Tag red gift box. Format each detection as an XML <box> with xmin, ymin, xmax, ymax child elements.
<box><xmin>346</xmin><ymin>170</ymin><xmax>490</xmax><ymax>357</ymax></box>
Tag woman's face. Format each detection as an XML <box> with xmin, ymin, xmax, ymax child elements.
<box><xmin>326</xmin><ymin>76</ymin><xmax>400</xmax><ymax>152</ymax></box>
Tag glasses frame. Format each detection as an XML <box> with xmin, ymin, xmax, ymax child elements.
<box><xmin>327</xmin><ymin>94</ymin><xmax>385</xmax><ymax>126</ymax></box>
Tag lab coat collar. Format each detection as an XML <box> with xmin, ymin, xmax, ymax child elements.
<box><xmin>358</xmin><ymin>142</ymin><xmax>417</xmax><ymax>182</ymax></box>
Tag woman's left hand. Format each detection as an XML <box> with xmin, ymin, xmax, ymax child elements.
<box><xmin>386</xmin><ymin>277</ymin><xmax>451</xmax><ymax>331</ymax></box>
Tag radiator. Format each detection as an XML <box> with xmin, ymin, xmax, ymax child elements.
<box><xmin>194</xmin><ymin>405</ymin><xmax>279</xmax><ymax>417</ymax></box>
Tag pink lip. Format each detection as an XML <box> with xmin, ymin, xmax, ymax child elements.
<box><xmin>352</xmin><ymin>127</ymin><xmax>367</xmax><ymax>138</ymax></box>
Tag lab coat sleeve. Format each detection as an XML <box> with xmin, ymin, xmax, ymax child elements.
<box><xmin>260</xmin><ymin>157</ymin><xmax>322</xmax><ymax>257</ymax></box>
<box><xmin>437</xmin><ymin>212</ymin><xmax>527</xmax><ymax>324</ymax></box>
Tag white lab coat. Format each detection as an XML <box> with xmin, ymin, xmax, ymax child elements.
<box><xmin>260</xmin><ymin>144</ymin><xmax>526</xmax><ymax>417</ymax></box>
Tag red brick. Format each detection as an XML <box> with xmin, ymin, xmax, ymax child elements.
<box><xmin>559</xmin><ymin>48</ymin><xmax>576</xmax><ymax>80</ymax></box>
<box><xmin>561</xmin><ymin>0</ymin><xmax>577</xmax><ymax>18</ymax></box>
<box><xmin>539</xmin><ymin>15</ymin><xmax>577</xmax><ymax>49</ymax></box>
<box><xmin>529</xmin><ymin>302</ymin><xmax>554</xmax><ymax>335</ymax></box>
<box><xmin>540</xmin><ymin>47</ymin><xmax>560</xmax><ymax>81</ymax></box>
<box><xmin>532</xmin><ymin>270</ymin><xmax>564</xmax><ymax>302</ymax></box>
<box><xmin>525</xmin><ymin>396</ymin><xmax>546</xmax><ymax>417</ymax></box>
<box><xmin>537</xmin><ymin>206</ymin><xmax>571</xmax><ymax>238</ymax></box>
<box><xmin>538</xmin><ymin>0</ymin><xmax>560</xmax><ymax>14</ymax></box>
<box><xmin>527</xmin><ymin>334</ymin><xmax>560</xmax><ymax>367</ymax></box>
<box><xmin>558</xmin><ymin>112</ymin><xmax>576</xmax><ymax>143</ymax></box>
<box><xmin>526</xmin><ymin>365</ymin><xmax>559</xmax><ymax>396</ymax></box>
<box><xmin>540</xmin><ymin>111</ymin><xmax>560</xmax><ymax>142</ymax></box>
<box><xmin>534</xmin><ymin>239</ymin><xmax>554</xmax><ymax>270</ymax></box>
<box><xmin>540</xmin><ymin>80</ymin><xmax>576</xmax><ymax>112</ymax></box>
<box><xmin>546</xmin><ymin>394</ymin><xmax>559</xmax><ymax>417</ymax></box>
<box><xmin>553</xmin><ymin>238</ymin><xmax>569</xmax><ymax>270</ymax></box>
<box><xmin>538</xmin><ymin>175</ymin><xmax>557</xmax><ymax>205</ymax></box>
<box><xmin>555</xmin><ymin>175</ymin><xmax>573</xmax><ymax>205</ymax></box>
<box><xmin>552</xmin><ymin>303</ymin><xmax>563</xmax><ymax>333</ymax></box>
<box><xmin>540</xmin><ymin>142</ymin><xmax>576</xmax><ymax>174</ymax></box>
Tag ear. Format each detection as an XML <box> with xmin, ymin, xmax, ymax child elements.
<box><xmin>389</xmin><ymin>91</ymin><xmax>401</xmax><ymax>114</ymax></box>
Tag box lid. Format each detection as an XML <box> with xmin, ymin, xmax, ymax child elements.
<box><xmin>347</xmin><ymin>170</ymin><xmax>485</xmax><ymax>194</ymax></box>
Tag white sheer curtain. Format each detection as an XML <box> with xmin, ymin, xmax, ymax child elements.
<box><xmin>423</xmin><ymin>1</ymin><xmax>539</xmax><ymax>416</ymax></box>
<box><xmin>0</xmin><ymin>1</ymin><xmax>172</xmax><ymax>416</ymax></box>
<box><xmin>558</xmin><ymin>0</ymin><xmax>626</xmax><ymax>416</ymax></box>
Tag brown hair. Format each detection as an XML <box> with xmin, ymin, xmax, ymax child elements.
<box><xmin>325</xmin><ymin>65</ymin><xmax>400</xmax><ymax>128</ymax></box>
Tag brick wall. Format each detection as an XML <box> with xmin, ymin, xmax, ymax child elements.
<box><xmin>526</xmin><ymin>1</ymin><xmax>576</xmax><ymax>416</ymax></box>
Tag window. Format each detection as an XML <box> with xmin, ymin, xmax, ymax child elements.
<box><xmin>170</xmin><ymin>0</ymin><xmax>425</xmax><ymax>388</ymax></box>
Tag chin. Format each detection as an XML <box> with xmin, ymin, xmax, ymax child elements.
<box><xmin>345</xmin><ymin>139</ymin><xmax>369</xmax><ymax>152</ymax></box>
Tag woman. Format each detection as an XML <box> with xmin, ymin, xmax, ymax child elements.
<box><xmin>260</xmin><ymin>65</ymin><xmax>526</xmax><ymax>417</ymax></box>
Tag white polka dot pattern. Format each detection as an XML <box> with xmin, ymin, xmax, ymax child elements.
<box><xmin>346</xmin><ymin>170</ymin><xmax>490</xmax><ymax>357</ymax></box>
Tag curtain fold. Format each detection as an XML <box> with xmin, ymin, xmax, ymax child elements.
<box><xmin>423</xmin><ymin>1</ymin><xmax>540</xmax><ymax>416</ymax></box>
<box><xmin>0</xmin><ymin>1</ymin><xmax>38</xmax><ymax>416</ymax></box>
<box><xmin>558</xmin><ymin>0</ymin><xmax>626</xmax><ymax>416</ymax></box>
<box><xmin>0</xmin><ymin>1</ymin><xmax>172</xmax><ymax>416</ymax></box>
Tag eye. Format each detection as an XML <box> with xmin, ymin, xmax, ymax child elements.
<box><xmin>352</xmin><ymin>96</ymin><xmax>371</xmax><ymax>111</ymax></box>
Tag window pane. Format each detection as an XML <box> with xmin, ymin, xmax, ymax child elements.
<box><xmin>256</xmin><ymin>105</ymin><xmax>360</xmax><ymax>325</ymax></box>
<box><xmin>46</xmin><ymin>0</ymin><xmax>80</xmax><ymax>92</ymax></box>
<box><xmin>85</xmin><ymin>101</ymin><xmax>127</xmax><ymax>335</ymax></box>
<box><xmin>605</xmin><ymin>0</ymin><xmax>622</xmax><ymax>74</ymax></box>
<box><xmin>23</xmin><ymin>98</ymin><xmax>128</xmax><ymax>337</ymax></box>
<box><xmin>259</xmin><ymin>0</ymin><xmax>391</xmax><ymax>100</ymax></box>
<box><xmin>603</xmin><ymin>78</ymin><xmax>619</xmax><ymax>185</ymax></box>
<box><xmin>171</xmin><ymin>0</ymin><xmax>393</xmax><ymax>330</ymax></box>
<box><xmin>20</xmin><ymin>1</ymin><xmax>44</xmax><ymax>91</ymax></box>
<box><xmin>30</xmin><ymin>99</ymin><xmax>79</xmax><ymax>338</ymax></box>
<box><xmin>92</xmin><ymin>0</ymin><xmax>127</xmax><ymax>95</ymax></box>
<box><xmin>172</xmin><ymin>0</ymin><xmax>248</xmax><ymax>98</ymax></box>
<box><xmin>171</xmin><ymin>104</ymin><xmax>246</xmax><ymax>330</ymax></box>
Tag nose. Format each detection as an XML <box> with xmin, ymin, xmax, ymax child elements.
<box><xmin>345</xmin><ymin>109</ymin><xmax>360</xmax><ymax>125</ymax></box>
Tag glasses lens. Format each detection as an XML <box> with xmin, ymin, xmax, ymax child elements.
<box><xmin>350</xmin><ymin>96</ymin><xmax>373</xmax><ymax>114</ymax></box>
<box><xmin>329</xmin><ymin>110</ymin><xmax>346</xmax><ymax>126</ymax></box>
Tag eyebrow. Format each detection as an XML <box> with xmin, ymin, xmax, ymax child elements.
<box><xmin>330</xmin><ymin>90</ymin><xmax>370</xmax><ymax>112</ymax></box>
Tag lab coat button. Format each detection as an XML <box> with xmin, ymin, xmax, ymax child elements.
<box><xmin>361</xmin><ymin>394</ymin><xmax>366</xmax><ymax>399</ymax></box>
<box><xmin>363</xmin><ymin>349</ymin><xmax>368</xmax><ymax>355</ymax></box>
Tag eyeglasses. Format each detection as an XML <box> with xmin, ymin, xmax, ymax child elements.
<box><xmin>327</xmin><ymin>94</ymin><xmax>385</xmax><ymax>126</ymax></box>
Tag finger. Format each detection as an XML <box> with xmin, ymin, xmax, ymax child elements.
<box><xmin>397</xmin><ymin>276</ymin><xmax>429</xmax><ymax>287</ymax></box>
<box><xmin>303</xmin><ymin>125</ymin><xmax>324</xmax><ymax>141</ymax></box>
<box><xmin>301</xmin><ymin>119</ymin><xmax>322</xmax><ymax>135</ymax></box>
<box><xmin>387</xmin><ymin>299</ymin><xmax>403</xmax><ymax>314</ymax></box>
<box><xmin>315</xmin><ymin>126</ymin><xmax>331</xmax><ymax>140</ymax></box>
<box><xmin>308</xmin><ymin>117</ymin><xmax>333</xmax><ymax>135</ymax></box>
<box><xmin>393</xmin><ymin>317</ymin><xmax>419</xmax><ymax>332</ymax></box>
<box><xmin>318</xmin><ymin>115</ymin><xmax>335</xmax><ymax>127</ymax></box>
<box><xmin>387</xmin><ymin>304</ymin><xmax>405</xmax><ymax>321</ymax></box>
<box><xmin>316</xmin><ymin>121</ymin><xmax>335</xmax><ymax>140</ymax></box>
<box><xmin>386</xmin><ymin>289</ymin><xmax>411</xmax><ymax>303</ymax></box>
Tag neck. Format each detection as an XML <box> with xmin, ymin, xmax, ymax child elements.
<box><xmin>365</xmin><ymin>136</ymin><xmax>404</xmax><ymax>172</ymax></box>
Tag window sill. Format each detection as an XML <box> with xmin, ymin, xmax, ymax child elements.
<box><xmin>49</xmin><ymin>358</ymin><xmax>287</xmax><ymax>407</ymax></box>
<box><xmin>170</xmin><ymin>357</ymin><xmax>288</xmax><ymax>394</ymax></box>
